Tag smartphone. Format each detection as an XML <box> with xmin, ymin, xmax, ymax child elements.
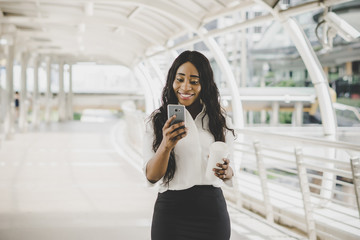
<box><xmin>167</xmin><ymin>104</ymin><xmax>185</xmax><ymax>126</ymax></box>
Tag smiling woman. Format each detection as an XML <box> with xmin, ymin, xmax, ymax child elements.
<box><xmin>143</xmin><ymin>50</ymin><xmax>235</xmax><ymax>240</ymax></box>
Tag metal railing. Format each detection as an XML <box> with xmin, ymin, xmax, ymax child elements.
<box><xmin>121</xmin><ymin>108</ymin><xmax>360</xmax><ymax>240</ymax></box>
<box><xmin>333</xmin><ymin>102</ymin><xmax>360</xmax><ymax>122</ymax></box>
<box><xmin>232</xmin><ymin>128</ymin><xmax>360</xmax><ymax>240</ymax></box>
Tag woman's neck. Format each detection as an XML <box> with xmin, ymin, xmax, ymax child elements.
<box><xmin>186</xmin><ymin>99</ymin><xmax>202</xmax><ymax>120</ymax></box>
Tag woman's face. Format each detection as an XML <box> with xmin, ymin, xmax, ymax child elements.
<box><xmin>172</xmin><ymin>62</ymin><xmax>201</xmax><ymax>107</ymax></box>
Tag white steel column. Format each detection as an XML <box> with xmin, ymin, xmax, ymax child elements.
<box><xmin>45</xmin><ymin>58</ymin><xmax>51</xmax><ymax>123</ymax></box>
<box><xmin>133</xmin><ymin>67</ymin><xmax>155</xmax><ymax>115</ymax></box>
<box><xmin>4</xmin><ymin>43</ymin><xmax>15</xmax><ymax>139</ymax></box>
<box><xmin>67</xmin><ymin>64</ymin><xmax>73</xmax><ymax>120</ymax></box>
<box><xmin>293</xmin><ymin>102</ymin><xmax>303</xmax><ymax>126</ymax></box>
<box><xmin>58</xmin><ymin>61</ymin><xmax>66</xmax><ymax>121</ymax></box>
<box><xmin>32</xmin><ymin>56</ymin><xmax>40</xmax><ymax>128</ymax></box>
<box><xmin>147</xmin><ymin>59</ymin><xmax>165</xmax><ymax>85</ymax></box>
<box><xmin>138</xmin><ymin>62</ymin><xmax>161</xmax><ymax>110</ymax></box>
<box><xmin>203</xmin><ymin>36</ymin><xmax>244</xmax><ymax>128</ymax></box>
<box><xmin>281</xmin><ymin>18</ymin><xmax>336</xmax><ymax>136</ymax></box>
<box><xmin>271</xmin><ymin>102</ymin><xmax>279</xmax><ymax>126</ymax></box>
<box><xmin>248</xmin><ymin>111</ymin><xmax>254</xmax><ymax>125</ymax></box>
<box><xmin>241</xmin><ymin>10</ymin><xmax>247</xmax><ymax>88</ymax></box>
<box><xmin>282</xmin><ymin>18</ymin><xmax>337</xmax><ymax>203</ymax></box>
<box><xmin>19</xmin><ymin>52</ymin><xmax>29</xmax><ymax>132</ymax></box>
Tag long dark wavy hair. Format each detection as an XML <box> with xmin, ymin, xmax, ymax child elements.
<box><xmin>148</xmin><ymin>50</ymin><xmax>234</xmax><ymax>185</ymax></box>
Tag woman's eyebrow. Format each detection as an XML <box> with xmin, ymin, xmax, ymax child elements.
<box><xmin>176</xmin><ymin>73</ymin><xmax>199</xmax><ymax>78</ymax></box>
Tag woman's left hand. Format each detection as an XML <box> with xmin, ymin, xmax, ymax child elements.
<box><xmin>213</xmin><ymin>158</ymin><xmax>233</xmax><ymax>180</ymax></box>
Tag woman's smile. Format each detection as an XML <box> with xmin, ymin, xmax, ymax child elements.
<box><xmin>177</xmin><ymin>91</ymin><xmax>195</xmax><ymax>100</ymax></box>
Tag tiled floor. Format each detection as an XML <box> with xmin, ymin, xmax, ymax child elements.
<box><xmin>0</xmin><ymin>121</ymin><xmax>304</xmax><ymax>240</ymax></box>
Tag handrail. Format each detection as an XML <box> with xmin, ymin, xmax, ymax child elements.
<box><xmin>121</xmin><ymin>107</ymin><xmax>360</xmax><ymax>240</ymax></box>
<box><xmin>333</xmin><ymin>102</ymin><xmax>360</xmax><ymax>122</ymax></box>
<box><xmin>237</xmin><ymin>128</ymin><xmax>360</xmax><ymax>151</ymax></box>
<box><xmin>232</xmin><ymin>126</ymin><xmax>360</xmax><ymax>239</ymax></box>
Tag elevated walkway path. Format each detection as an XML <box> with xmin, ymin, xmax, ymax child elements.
<box><xmin>0</xmin><ymin>121</ymin><xmax>304</xmax><ymax>240</ymax></box>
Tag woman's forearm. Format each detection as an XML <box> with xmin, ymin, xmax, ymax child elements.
<box><xmin>145</xmin><ymin>142</ymin><xmax>172</xmax><ymax>183</ymax></box>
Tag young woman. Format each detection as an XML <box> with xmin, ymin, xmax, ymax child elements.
<box><xmin>143</xmin><ymin>50</ymin><xmax>235</xmax><ymax>240</ymax></box>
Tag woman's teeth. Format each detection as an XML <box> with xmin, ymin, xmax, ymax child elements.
<box><xmin>180</xmin><ymin>93</ymin><xmax>193</xmax><ymax>98</ymax></box>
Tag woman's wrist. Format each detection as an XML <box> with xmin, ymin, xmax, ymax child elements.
<box><xmin>159</xmin><ymin>140</ymin><xmax>173</xmax><ymax>153</ymax></box>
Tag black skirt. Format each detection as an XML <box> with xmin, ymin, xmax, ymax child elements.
<box><xmin>151</xmin><ymin>185</ymin><xmax>231</xmax><ymax>240</ymax></box>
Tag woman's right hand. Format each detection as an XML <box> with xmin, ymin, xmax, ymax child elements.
<box><xmin>161</xmin><ymin>115</ymin><xmax>187</xmax><ymax>151</ymax></box>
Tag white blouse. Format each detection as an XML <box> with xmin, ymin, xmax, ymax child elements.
<box><xmin>142</xmin><ymin>106</ymin><xmax>235</xmax><ymax>193</ymax></box>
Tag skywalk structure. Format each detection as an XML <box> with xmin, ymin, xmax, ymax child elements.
<box><xmin>0</xmin><ymin>0</ymin><xmax>360</xmax><ymax>239</ymax></box>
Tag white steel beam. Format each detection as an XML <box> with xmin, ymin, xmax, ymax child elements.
<box><xmin>147</xmin><ymin>58</ymin><xmax>165</xmax><ymax>85</ymax></box>
<box><xmin>138</xmin><ymin>62</ymin><xmax>161</xmax><ymax>110</ymax></box>
<box><xmin>4</xmin><ymin>43</ymin><xmax>15</xmax><ymax>140</ymax></box>
<box><xmin>67</xmin><ymin>64</ymin><xmax>73</xmax><ymax>120</ymax></box>
<box><xmin>133</xmin><ymin>66</ymin><xmax>156</xmax><ymax>115</ymax></box>
<box><xmin>58</xmin><ymin>60</ymin><xmax>66</xmax><ymax>121</ymax></box>
<box><xmin>44</xmin><ymin>57</ymin><xmax>51</xmax><ymax>123</ymax></box>
<box><xmin>201</xmin><ymin>0</ymin><xmax>254</xmax><ymax>25</ymax></box>
<box><xmin>240</xmin><ymin>10</ymin><xmax>247</xmax><ymax>88</ymax></box>
<box><xmin>32</xmin><ymin>56</ymin><xmax>40</xmax><ymax>128</ymax></box>
<box><xmin>18</xmin><ymin>51</ymin><xmax>29</xmax><ymax>132</ymax></box>
<box><xmin>0</xmin><ymin>16</ymin><xmax>165</xmax><ymax>45</ymax></box>
<box><xmin>202</xmin><ymin>35</ymin><xmax>244</xmax><ymax>128</ymax></box>
<box><xmin>281</xmin><ymin>18</ymin><xmax>336</xmax><ymax>136</ymax></box>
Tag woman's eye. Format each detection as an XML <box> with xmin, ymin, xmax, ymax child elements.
<box><xmin>191</xmin><ymin>80</ymin><xmax>199</xmax><ymax>85</ymax></box>
<box><xmin>176</xmin><ymin>78</ymin><xmax>184</xmax><ymax>82</ymax></box>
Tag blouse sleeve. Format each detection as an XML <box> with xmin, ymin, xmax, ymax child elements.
<box><xmin>224</xmin><ymin>116</ymin><xmax>235</xmax><ymax>187</ymax></box>
<box><xmin>142</xmin><ymin>119</ymin><xmax>158</xmax><ymax>186</ymax></box>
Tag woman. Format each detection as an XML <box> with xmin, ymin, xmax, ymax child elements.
<box><xmin>143</xmin><ymin>50</ymin><xmax>235</xmax><ymax>240</ymax></box>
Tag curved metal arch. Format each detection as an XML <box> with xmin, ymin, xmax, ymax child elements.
<box><xmin>0</xmin><ymin>14</ymin><xmax>166</xmax><ymax>46</ymax></box>
<box><xmin>26</xmin><ymin>0</ymin><xmax>201</xmax><ymax>30</ymax></box>
<box><xmin>201</xmin><ymin>35</ymin><xmax>245</xmax><ymax>128</ymax></box>
<box><xmin>91</xmin><ymin>0</ymin><xmax>201</xmax><ymax>30</ymax></box>
<box><xmin>254</xmin><ymin>0</ymin><xmax>337</xmax><ymax>136</ymax></box>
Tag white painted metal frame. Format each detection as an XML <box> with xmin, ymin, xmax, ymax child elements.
<box><xmin>351</xmin><ymin>157</ymin><xmax>360</xmax><ymax>218</ymax></box>
<box><xmin>19</xmin><ymin>51</ymin><xmax>29</xmax><ymax>132</ymax></box>
<box><xmin>3</xmin><ymin>43</ymin><xmax>15</xmax><ymax>140</ymax></box>
<box><xmin>234</xmin><ymin>127</ymin><xmax>360</xmax><ymax>239</ymax></box>
<box><xmin>133</xmin><ymin>66</ymin><xmax>156</xmax><ymax>115</ymax></box>
<box><xmin>281</xmin><ymin>18</ymin><xmax>337</xmax><ymax>136</ymax></box>
<box><xmin>202</xmin><ymin>35</ymin><xmax>245</xmax><ymax>128</ymax></box>
<box><xmin>44</xmin><ymin>57</ymin><xmax>52</xmax><ymax>123</ymax></box>
<box><xmin>58</xmin><ymin>60</ymin><xmax>66</xmax><ymax>121</ymax></box>
<box><xmin>32</xmin><ymin>56</ymin><xmax>40</xmax><ymax>127</ymax></box>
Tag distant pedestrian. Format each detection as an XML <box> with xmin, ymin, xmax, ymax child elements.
<box><xmin>14</xmin><ymin>91</ymin><xmax>19</xmax><ymax>121</ymax></box>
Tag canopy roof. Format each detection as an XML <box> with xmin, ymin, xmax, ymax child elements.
<box><xmin>0</xmin><ymin>0</ymin><xmax>353</xmax><ymax>66</ymax></box>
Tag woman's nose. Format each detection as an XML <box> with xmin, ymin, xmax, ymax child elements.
<box><xmin>181</xmin><ymin>80</ymin><xmax>191</xmax><ymax>90</ymax></box>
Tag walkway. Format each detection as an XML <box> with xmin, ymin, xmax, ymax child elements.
<box><xmin>0</xmin><ymin>121</ymin><xmax>304</xmax><ymax>240</ymax></box>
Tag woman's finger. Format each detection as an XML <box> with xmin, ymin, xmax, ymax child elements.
<box><xmin>163</xmin><ymin>115</ymin><xmax>176</xmax><ymax>130</ymax></box>
<box><xmin>213</xmin><ymin>168</ymin><xmax>227</xmax><ymax>175</ymax></box>
<box><xmin>170</xmin><ymin>127</ymin><xmax>187</xmax><ymax>141</ymax></box>
<box><xmin>223</xmin><ymin>158</ymin><xmax>230</xmax><ymax>165</ymax></box>
<box><xmin>170</xmin><ymin>122</ymin><xmax>185</xmax><ymax>133</ymax></box>
<box><xmin>214</xmin><ymin>172</ymin><xmax>226</xmax><ymax>179</ymax></box>
<box><xmin>216</xmin><ymin>163</ymin><xmax>228</xmax><ymax>170</ymax></box>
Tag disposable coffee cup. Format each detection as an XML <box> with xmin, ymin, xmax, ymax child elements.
<box><xmin>205</xmin><ymin>141</ymin><xmax>228</xmax><ymax>180</ymax></box>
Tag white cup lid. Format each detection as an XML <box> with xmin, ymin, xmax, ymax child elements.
<box><xmin>210</xmin><ymin>141</ymin><xmax>228</xmax><ymax>152</ymax></box>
